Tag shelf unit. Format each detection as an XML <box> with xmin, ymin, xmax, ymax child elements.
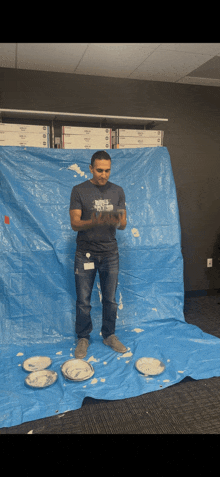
<box><xmin>0</xmin><ymin>109</ymin><xmax>168</xmax><ymax>149</ymax></box>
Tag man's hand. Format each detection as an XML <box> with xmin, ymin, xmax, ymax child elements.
<box><xmin>101</xmin><ymin>212</ymin><xmax>122</xmax><ymax>227</ymax></box>
<box><xmin>91</xmin><ymin>212</ymin><xmax>122</xmax><ymax>227</ymax></box>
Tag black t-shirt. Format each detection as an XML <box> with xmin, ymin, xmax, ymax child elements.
<box><xmin>70</xmin><ymin>180</ymin><xmax>126</xmax><ymax>253</ymax></box>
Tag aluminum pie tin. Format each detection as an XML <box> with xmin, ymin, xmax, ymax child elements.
<box><xmin>135</xmin><ymin>358</ymin><xmax>165</xmax><ymax>376</ymax></box>
<box><xmin>22</xmin><ymin>356</ymin><xmax>52</xmax><ymax>372</ymax></box>
<box><xmin>24</xmin><ymin>369</ymin><xmax>58</xmax><ymax>389</ymax></box>
<box><xmin>61</xmin><ymin>359</ymin><xmax>95</xmax><ymax>381</ymax></box>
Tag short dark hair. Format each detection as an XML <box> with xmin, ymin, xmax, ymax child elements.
<box><xmin>91</xmin><ymin>150</ymin><xmax>111</xmax><ymax>168</ymax></box>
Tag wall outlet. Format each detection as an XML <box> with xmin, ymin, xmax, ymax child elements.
<box><xmin>207</xmin><ymin>259</ymin><xmax>213</xmax><ymax>267</ymax></box>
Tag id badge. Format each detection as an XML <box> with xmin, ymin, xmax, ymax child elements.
<box><xmin>84</xmin><ymin>262</ymin><xmax>95</xmax><ymax>270</ymax></box>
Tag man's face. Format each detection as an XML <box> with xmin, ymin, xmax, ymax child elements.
<box><xmin>89</xmin><ymin>159</ymin><xmax>111</xmax><ymax>186</ymax></box>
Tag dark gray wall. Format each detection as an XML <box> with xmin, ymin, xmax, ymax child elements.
<box><xmin>1</xmin><ymin>67</ymin><xmax>220</xmax><ymax>295</ymax></box>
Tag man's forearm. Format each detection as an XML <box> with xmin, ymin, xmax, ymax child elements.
<box><xmin>117</xmin><ymin>224</ymin><xmax>126</xmax><ymax>230</ymax></box>
<box><xmin>71</xmin><ymin>217</ymin><xmax>127</xmax><ymax>232</ymax></box>
<box><xmin>71</xmin><ymin>219</ymin><xmax>94</xmax><ymax>232</ymax></box>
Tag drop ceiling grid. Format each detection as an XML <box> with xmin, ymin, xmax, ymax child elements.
<box><xmin>0</xmin><ymin>43</ymin><xmax>220</xmax><ymax>86</ymax></box>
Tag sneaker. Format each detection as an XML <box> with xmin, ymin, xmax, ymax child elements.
<box><xmin>75</xmin><ymin>338</ymin><xmax>89</xmax><ymax>359</ymax></box>
<box><xmin>103</xmin><ymin>334</ymin><xmax>128</xmax><ymax>353</ymax></box>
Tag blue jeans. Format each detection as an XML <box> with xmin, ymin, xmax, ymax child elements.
<box><xmin>74</xmin><ymin>249</ymin><xmax>119</xmax><ymax>340</ymax></box>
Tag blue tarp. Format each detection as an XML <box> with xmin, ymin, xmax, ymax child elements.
<box><xmin>1</xmin><ymin>145</ymin><xmax>220</xmax><ymax>429</ymax></box>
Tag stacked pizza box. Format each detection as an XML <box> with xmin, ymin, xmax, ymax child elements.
<box><xmin>115</xmin><ymin>129</ymin><xmax>164</xmax><ymax>148</ymax></box>
<box><xmin>62</xmin><ymin>126</ymin><xmax>112</xmax><ymax>149</ymax></box>
<box><xmin>0</xmin><ymin>123</ymin><xmax>50</xmax><ymax>148</ymax></box>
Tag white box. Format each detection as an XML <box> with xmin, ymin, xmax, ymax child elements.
<box><xmin>116</xmin><ymin>143</ymin><xmax>162</xmax><ymax>149</ymax></box>
<box><xmin>62</xmin><ymin>126</ymin><xmax>111</xmax><ymax>137</ymax></box>
<box><xmin>62</xmin><ymin>135</ymin><xmax>111</xmax><ymax>149</ymax></box>
<box><xmin>63</xmin><ymin>143</ymin><xmax>111</xmax><ymax>149</ymax></box>
<box><xmin>0</xmin><ymin>140</ymin><xmax>49</xmax><ymax>148</ymax></box>
<box><xmin>0</xmin><ymin>131</ymin><xmax>50</xmax><ymax>148</ymax></box>
<box><xmin>117</xmin><ymin>136</ymin><xmax>162</xmax><ymax>146</ymax></box>
<box><xmin>62</xmin><ymin>134</ymin><xmax>111</xmax><ymax>143</ymax></box>
<box><xmin>63</xmin><ymin>143</ymin><xmax>111</xmax><ymax>150</ymax></box>
<box><xmin>0</xmin><ymin>131</ymin><xmax>49</xmax><ymax>140</ymax></box>
<box><xmin>116</xmin><ymin>129</ymin><xmax>164</xmax><ymax>138</ymax></box>
<box><xmin>0</xmin><ymin>123</ymin><xmax>50</xmax><ymax>134</ymax></box>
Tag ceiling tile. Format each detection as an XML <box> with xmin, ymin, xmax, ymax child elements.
<box><xmin>129</xmin><ymin>49</ymin><xmax>213</xmax><ymax>81</ymax></box>
<box><xmin>186</xmin><ymin>56</ymin><xmax>220</xmax><ymax>79</ymax></box>
<box><xmin>0</xmin><ymin>43</ymin><xmax>16</xmax><ymax>67</ymax></box>
<box><xmin>17</xmin><ymin>43</ymin><xmax>89</xmax><ymax>73</ymax></box>
<box><xmin>159</xmin><ymin>43</ymin><xmax>220</xmax><ymax>55</ymax></box>
<box><xmin>74</xmin><ymin>43</ymin><xmax>161</xmax><ymax>77</ymax></box>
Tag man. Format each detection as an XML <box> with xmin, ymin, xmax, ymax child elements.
<box><xmin>69</xmin><ymin>150</ymin><xmax>128</xmax><ymax>359</ymax></box>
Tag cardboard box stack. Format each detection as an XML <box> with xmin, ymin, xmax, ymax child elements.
<box><xmin>62</xmin><ymin>126</ymin><xmax>112</xmax><ymax>149</ymax></box>
<box><xmin>0</xmin><ymin>123</ymin><xmax>50</xmax><ymax>148</ymax></box>
<box><xmin>115</xmin><ymin>129</ymin><xmax>164</xmax><ymax>148</ymax></box>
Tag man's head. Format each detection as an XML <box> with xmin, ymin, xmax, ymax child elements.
<box><xmin>89</xmin><ymin>150</ymin><xmax>111</xmax><ymax>186</ymax></box>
